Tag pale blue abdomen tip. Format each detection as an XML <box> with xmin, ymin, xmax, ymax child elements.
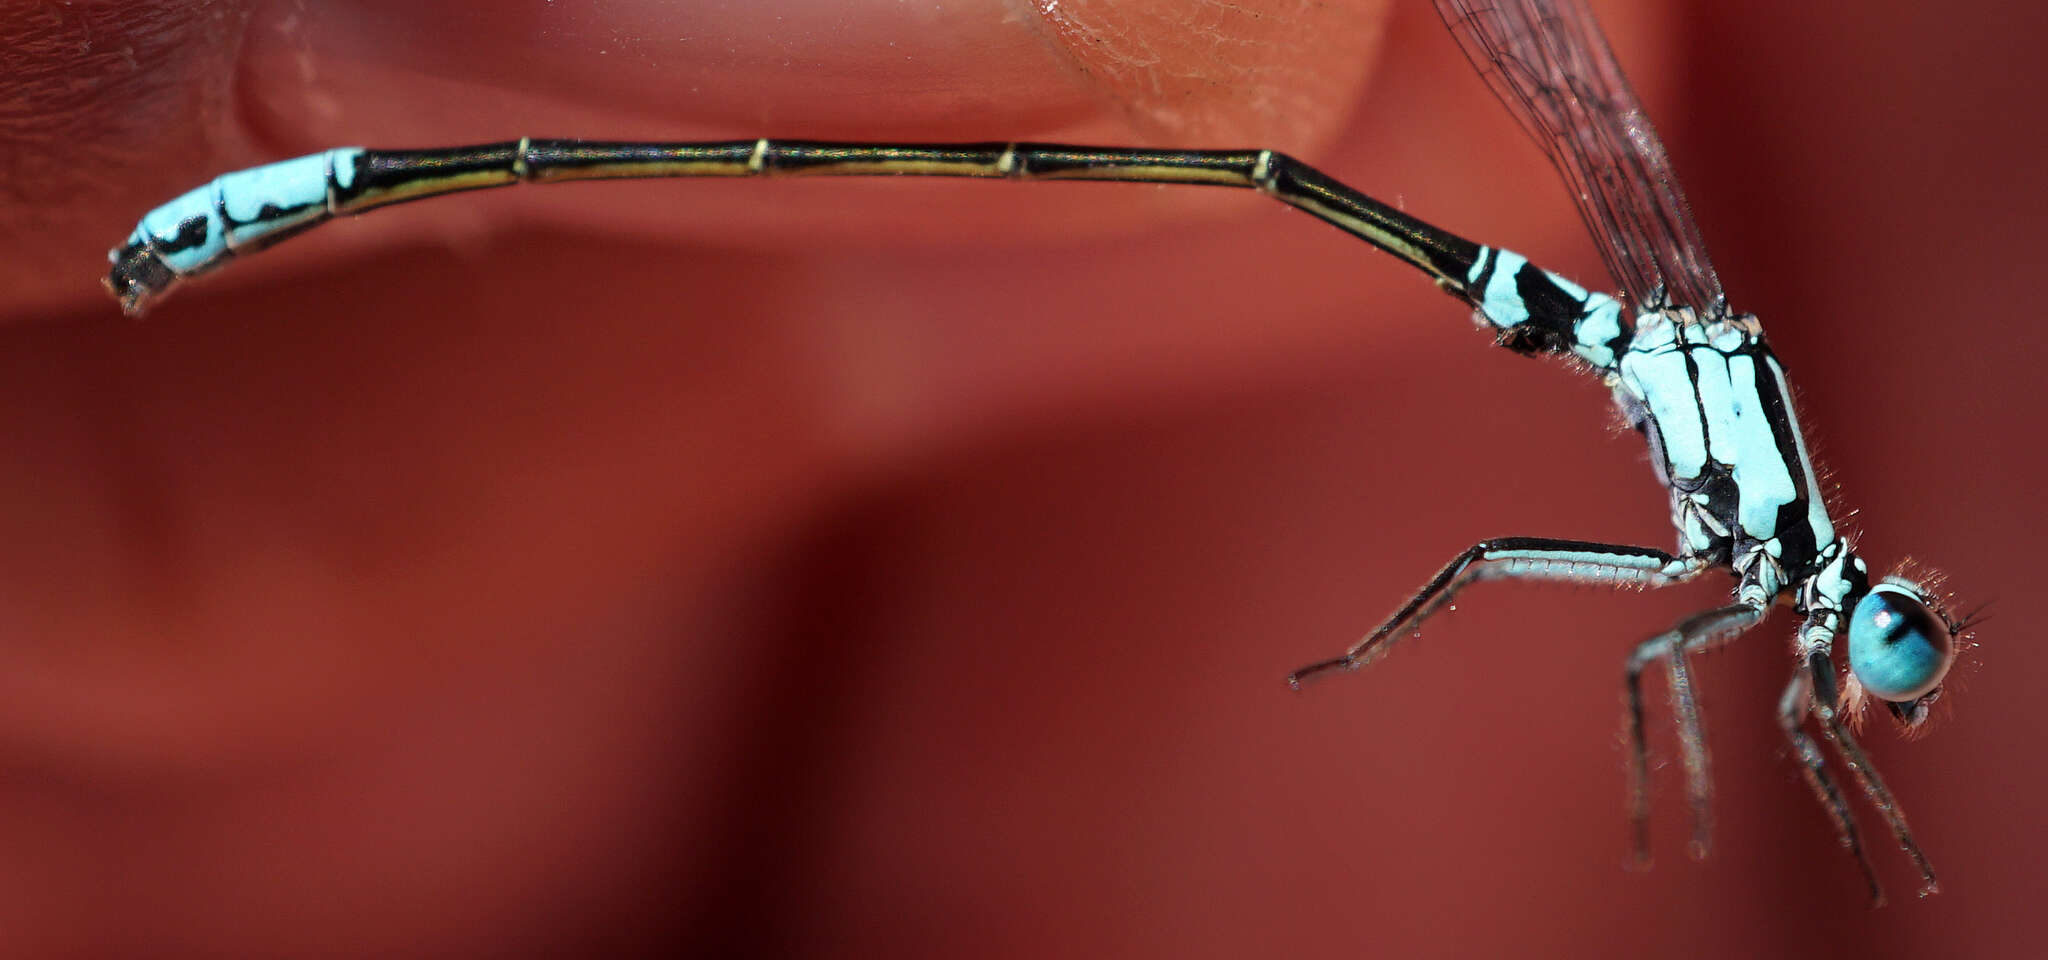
<box><xmin>137</xmin><ymin>182</ymin><xmax>229</xmax><ymax>275</ymax></box>
<box><xmin>133</xmin><ymin>148</ymin><xmax>365</xmax><ymax>276</ymax></box>
<box><xmin>217</xmin><ymin>152</ymin><xmax>337</xmax><ymax>250</ymax></box>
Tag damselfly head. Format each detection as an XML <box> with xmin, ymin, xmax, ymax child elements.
<box><xmin>1845</xmin><ymin>578</ymin><xmax>1959</xmax><ymax>727</ymax></box>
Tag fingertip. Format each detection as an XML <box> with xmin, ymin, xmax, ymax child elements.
<box><xmin>236</xmin><ymin>0</ymin><xmax>1393</xmax><ymax>149</ymax></box>
<box><xmin>1032</xmin><ymin>0</ymin><xmax>1394</xmax><ymax>147</ymax></box>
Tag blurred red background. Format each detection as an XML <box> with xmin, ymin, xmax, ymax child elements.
<box><xmin>2</xmin><ymin>0</ymin><xmax>2042</xmax><ymax>955</ymax></box>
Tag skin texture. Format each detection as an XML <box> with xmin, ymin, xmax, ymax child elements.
<box><xmin>2</xmin><ymin>0</ymin><xmax>2045</xmax><ymax>955</ymax></box>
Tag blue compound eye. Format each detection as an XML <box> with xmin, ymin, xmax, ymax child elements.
<box><xmin>1847</xmin><ymin>583</ymin><xmax>1955</xmax><ymax>702</ymax></box>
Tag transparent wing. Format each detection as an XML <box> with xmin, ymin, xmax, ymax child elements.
<box><xmin>1434</xmin><ymin>0</ymin><xmax>1725</xmax><ymax>313</ymax></box>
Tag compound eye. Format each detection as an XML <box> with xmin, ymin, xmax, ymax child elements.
<box><xmin>1847</xmin><ymin>583</ymin><xmax>1955</xmax><ymax>702</ymax></box>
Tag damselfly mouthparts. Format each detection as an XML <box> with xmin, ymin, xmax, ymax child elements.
<box><xmin>105</xmin><ymin>0</ymin><xmax>1969</xmax><ymax>903</ymax></box>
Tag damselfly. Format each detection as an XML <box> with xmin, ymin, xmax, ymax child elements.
<box><xmin>104</xmin><ymin>0</ymin><xmax>1969</xmax><ymax>903</ymax></box>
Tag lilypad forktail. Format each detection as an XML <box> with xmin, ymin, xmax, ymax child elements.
<box><xmin>106</xmin><ymin>0</ymin><xmax>1972</xmax><ymax>904</ymax></box>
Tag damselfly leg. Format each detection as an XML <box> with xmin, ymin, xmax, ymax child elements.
<box><xmin>1623</xmin><ymin>602</ymin><xmax>1765</xmax><ymax>865</ymax></box>
<box><xmin>1286</xmin><ymin>539</ymin><xmax>1707</xmax><ymax>688</ymax></box>
<box><xmin>1801</xmin><ymin>649</ymin><xmax>1940</xmax><ymax>897</ymax></box>
<box><xmin>1779</xmin><ymin>665</ymin><xmax>1886</xmax><ymax>903</ymax></box>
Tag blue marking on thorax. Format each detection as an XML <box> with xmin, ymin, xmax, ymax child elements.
<box><xmin>1680</xmin><ymin>502</ymin><xmax>1717</xmax><ymax>555</ymax></box>
<box><xmin>1803</xmin><ymin>543</ymin><xmax>1861</xmax><ymax>616</ymax></box>
<box><xmin>1618</xmin><ymin>322</ymin><xmax>1708</xmax><ymax>481</ymax></box>
<box><xmin>1685</xmin><ymin>346</ymin><xmax>1737</xmax><ymax>468</ymax></box>
<box><xmin>1723</xmin><ymin>353</ymin><xmax>1799</xmax><ymax>540</ymax></box>
<box><xmin>1616</xmin><ymin>311</ymin><xmax>1844</xmax><ymax>570</ymax></box>
<box><xmin>1763</xmin><ymin>354</ymin><xmax>1838</xmax><ymax>557</ymax></box>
